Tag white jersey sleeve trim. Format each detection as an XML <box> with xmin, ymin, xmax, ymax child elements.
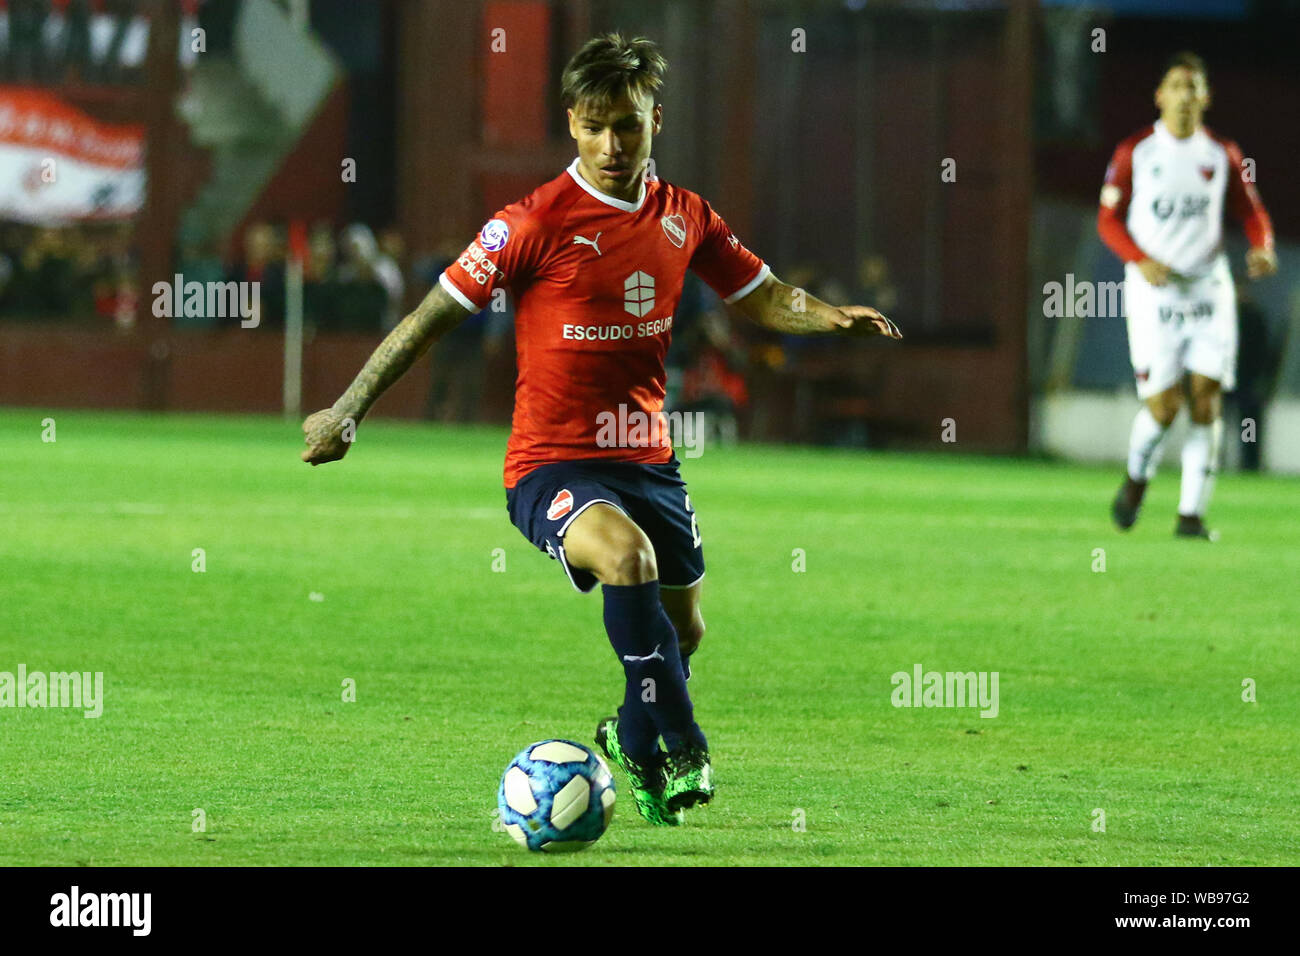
<box><xmin>723</xmin><ymin>263</ymin><xmax>771</xmax><ymax>304</ymax></box>
<box><xmin>439</xmin><ymin>271</ymin><xmax>482</xmax><ymax>314</ymax></box>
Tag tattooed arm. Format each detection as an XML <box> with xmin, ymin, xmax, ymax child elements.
<box><xmin>301</xmin><ymin>282</ymin><xmax>471</xmax><ymax>465</ymax></box>
<box><xmin>731</xmin><ymin>273</ymin><xmax>901</xmax><ymax>339</ymax></box>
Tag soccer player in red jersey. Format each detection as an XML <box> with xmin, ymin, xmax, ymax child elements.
<box><xmin>301</xmin><ymin>34</ymin><xmax>900</xmax><ymax>825</ymax></box>
<box><xmin>1098</xmin><ymin>52</ymin><xmax>1275</xmax><ymax>540</ymax></box>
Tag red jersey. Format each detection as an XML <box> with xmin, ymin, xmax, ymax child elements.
<box><xmin>440</xmin><ymin>158</ymin><xmax>769</xmax><ymax>487</ymax></box>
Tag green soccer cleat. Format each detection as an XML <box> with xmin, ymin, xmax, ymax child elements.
<box><xmin>663</xmin><ymin>743</ymin><xmax>714</xmax><ymax>812</ymax></box>
<box><xmin>595</xmin><ymin>716</ymin><xmax>682</xmax><ymax>827</ymax></box>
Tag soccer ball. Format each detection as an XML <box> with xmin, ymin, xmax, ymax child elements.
<box><xmin>498</xmin><ymin>739</ymin><xmax>616</xmax><ymax>852</ymax></box>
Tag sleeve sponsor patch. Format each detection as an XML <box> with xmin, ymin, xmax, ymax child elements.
<box><xmin>479</xmin><ymin>218</ymin><xmax>510</xmax><ymax>252</ymax></box>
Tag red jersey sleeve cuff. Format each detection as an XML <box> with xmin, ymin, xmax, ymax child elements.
<box><xmin>723</xmin><ymin>263</ymin><xmax>771</xmax><ymax>304</ymax></box>
<box><xmin>439</xmin><ymin>272</ymin><xmax>482</xmax><ymax>314</ymax></box>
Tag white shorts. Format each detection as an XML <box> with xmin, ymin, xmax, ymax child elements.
<box><xmin>1124</xmin><ymin>256</ymin><xmax>1237</xmax><ymax>400</ymax></box>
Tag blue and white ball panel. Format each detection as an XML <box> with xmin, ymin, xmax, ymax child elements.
<box><xmin>497</xmin><ymin>739</ymin><xmax>616</xmax><ymax>852</ymax></box>
<box><xmin>530</xmin><ymin>741</ymin><xmax>590</xmax><ymax>763</ymax></box>
<box><xmin>502</xmin><ymin>766</ymin><xmax>537</xmax><ymax>815</ymax></box>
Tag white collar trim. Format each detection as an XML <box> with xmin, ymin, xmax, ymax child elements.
<box><xmin>566</xmin><ymin>158</ymin><xmax>647</xmax><ymax>213</ymax></box>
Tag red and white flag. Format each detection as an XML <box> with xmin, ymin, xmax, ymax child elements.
<box><xmin>0</xmin><ymin>87</ymin><xmax>145</xmax><ymax>223</ymax></box>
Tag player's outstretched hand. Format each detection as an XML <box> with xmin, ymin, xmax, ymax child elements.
<box><xmin>1137</xmin><ymin>257</ymin><xmax>1172</xmax><ymax>287</ymax></box>
<box><xmin>301</xmin><ymin>409</ymin><xmax>354</xmax><ymax>465</ymax></box>
<box><xmin>834</xmin><ymin>305</ymin><xmax>902</xmax><ymax>340</ymax></box>
<box><xmin>1246</xmin><ymin>247</ymin><xmax>1278</xmax><ymax>280</ymax></box>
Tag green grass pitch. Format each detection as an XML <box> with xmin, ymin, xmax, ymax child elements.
<box><xmin>1</xmin><ymin>407</ymin><xmax>1297</xmax><ymax>866</ymax></box>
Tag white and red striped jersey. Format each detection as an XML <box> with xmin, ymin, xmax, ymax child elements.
<box><xmin>1097</xmin><ymin>120</ymin><xmax>1272</xmax><ymax>278</ymax></box>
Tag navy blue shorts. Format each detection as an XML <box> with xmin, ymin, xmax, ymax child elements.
<box><xmin>506</xmin><ymin>455</ymin><xmax>705</xmax><ymax>593</ymax></box>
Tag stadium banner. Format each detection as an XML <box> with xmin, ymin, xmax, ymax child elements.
<box><xmin>0</xmin><ymin>88</ymin><xmax>145</xmax><ymax>224</ymax></box>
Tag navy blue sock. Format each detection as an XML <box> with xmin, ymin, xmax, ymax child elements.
<box><xmin>614</xmin><ymin>664</ymin><xmax>659</xmax><ymax>767</ymax></box>
<box><xmin>602</xmin><ymin>581</ymin><xmax>707</xmax><ymax>759</ymax></box>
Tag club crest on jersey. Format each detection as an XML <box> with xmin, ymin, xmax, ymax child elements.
<box><xmin>1199</xmin><ymin>165</ymin><xmax>1215</xmax><ymax>182</ymax></box>
<box><xmin>479</xmin><ymin>219</ymin><xmax>510</xmax><ymax>252</ymax></box>
<box><xmin>661</xmin><ymin>214</ymin><xmax>686</xmax><ymax>248</ymax></box>
<box><xmin>547</xmin><ymin>489</ymin><xmax>574</xmax><ymax>521</ymax></box>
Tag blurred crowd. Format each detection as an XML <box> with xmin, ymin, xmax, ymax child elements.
<box><xmin>0</xmin><ymin>211</ymin><xmax>900</xmax><ymax>433</ymax></box>
<box><xmin>177</xmin><ymin>220</ymin><xmax>414</xmax><ymax>333</ymax></box>
<box><xmin>0</xmin><ymin>221</ymin><xmax>136</xmax><ymax>322</ymax></box>
<box><xmin>665</xmin><ymin>253</ymin><xmax>900</xmax><ymax>441</ymax></box>
<box><xmin>0</xmin><ymin>217</ymin><xmax>442</xmax><ymax>335</ymax></box>
<box><xmin>0</xmin><ymin>0</ymin><xmax>191</xmax><ymax>86</ymax></box>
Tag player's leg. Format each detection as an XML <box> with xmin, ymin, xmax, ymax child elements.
<box><xmin>617</xmin><ymin>461</ymin><xmax>712</xmax><ymax>810</ymax></box>
<box><xmin>564</xmin><ymin>505</ymin><xmax>703</xmax><ymax>747</ymax></box>
<box><xmin>506</xmin><ymin>471</ymin><xmax>684</xmax><ymax>825</ymax></box>
<box><xmin>1114</xmin><ymin>272</ymin><xmax>1183</xmax><ymax>530</ymax></box>
<box><xmin>563</xmin><ymin>503</ymin><xmax>708</xmax><ymax>808</ymax></box>
<box><xmin>1177</xmin><ymin>266</ymin><xmax>1237</xmax><ymax>539</ymax></box>
<box><xmin>659</xmin><ymin>581</ymin><xmax>703</xmax><ymax>681</ymax></box>
<box><xmin>654</xmin><ymin>579</ymin><xmax>713</xmax><ymax>808</ymax></box>
<box><xmin>1115</xmin><ymin>384</ymin><xmax>1182</xmax><ymax>529</ymax></box>
<box><xmin>620</xmin><ymin>462</ymin><xmax>705</xmax><ymax>681</ymax></box>
<box><xmin>1176</xmin><ymin>373</ymin><xmax>1223</xmax><ymax>538</ymax></box>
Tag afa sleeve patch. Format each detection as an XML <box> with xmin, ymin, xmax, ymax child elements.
<box><xmin>478</xmin><ymin>218</ymin><xmax>510</xmax><ymax>252</ymax></box>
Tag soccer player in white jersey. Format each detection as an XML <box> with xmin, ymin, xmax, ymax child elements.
<box><xmin>1098</xmin><ymin>52</ymin><xmax>1276</xmax><ymax>539</ymax></box>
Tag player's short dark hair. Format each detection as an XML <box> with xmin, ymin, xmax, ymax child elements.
<box><xmin>1163</xmin><ymin>51</ymin><xmax>1208</xmax><ymax>84</ymax></box>
<box><xmin>560</xmin><ymin>33</ymin><xmax>667</xmax><ymax>112</ymax></box>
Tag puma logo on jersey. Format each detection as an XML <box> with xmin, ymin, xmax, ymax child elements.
<box><xmin>572</xmin><ymin>232</ymin><xmax>603</xmax><ymax>256</ymax></box>
<box><xmin>622</xmin><ymin>644</ymin><xmax>665</xmax><ymax>664</ymax></box>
